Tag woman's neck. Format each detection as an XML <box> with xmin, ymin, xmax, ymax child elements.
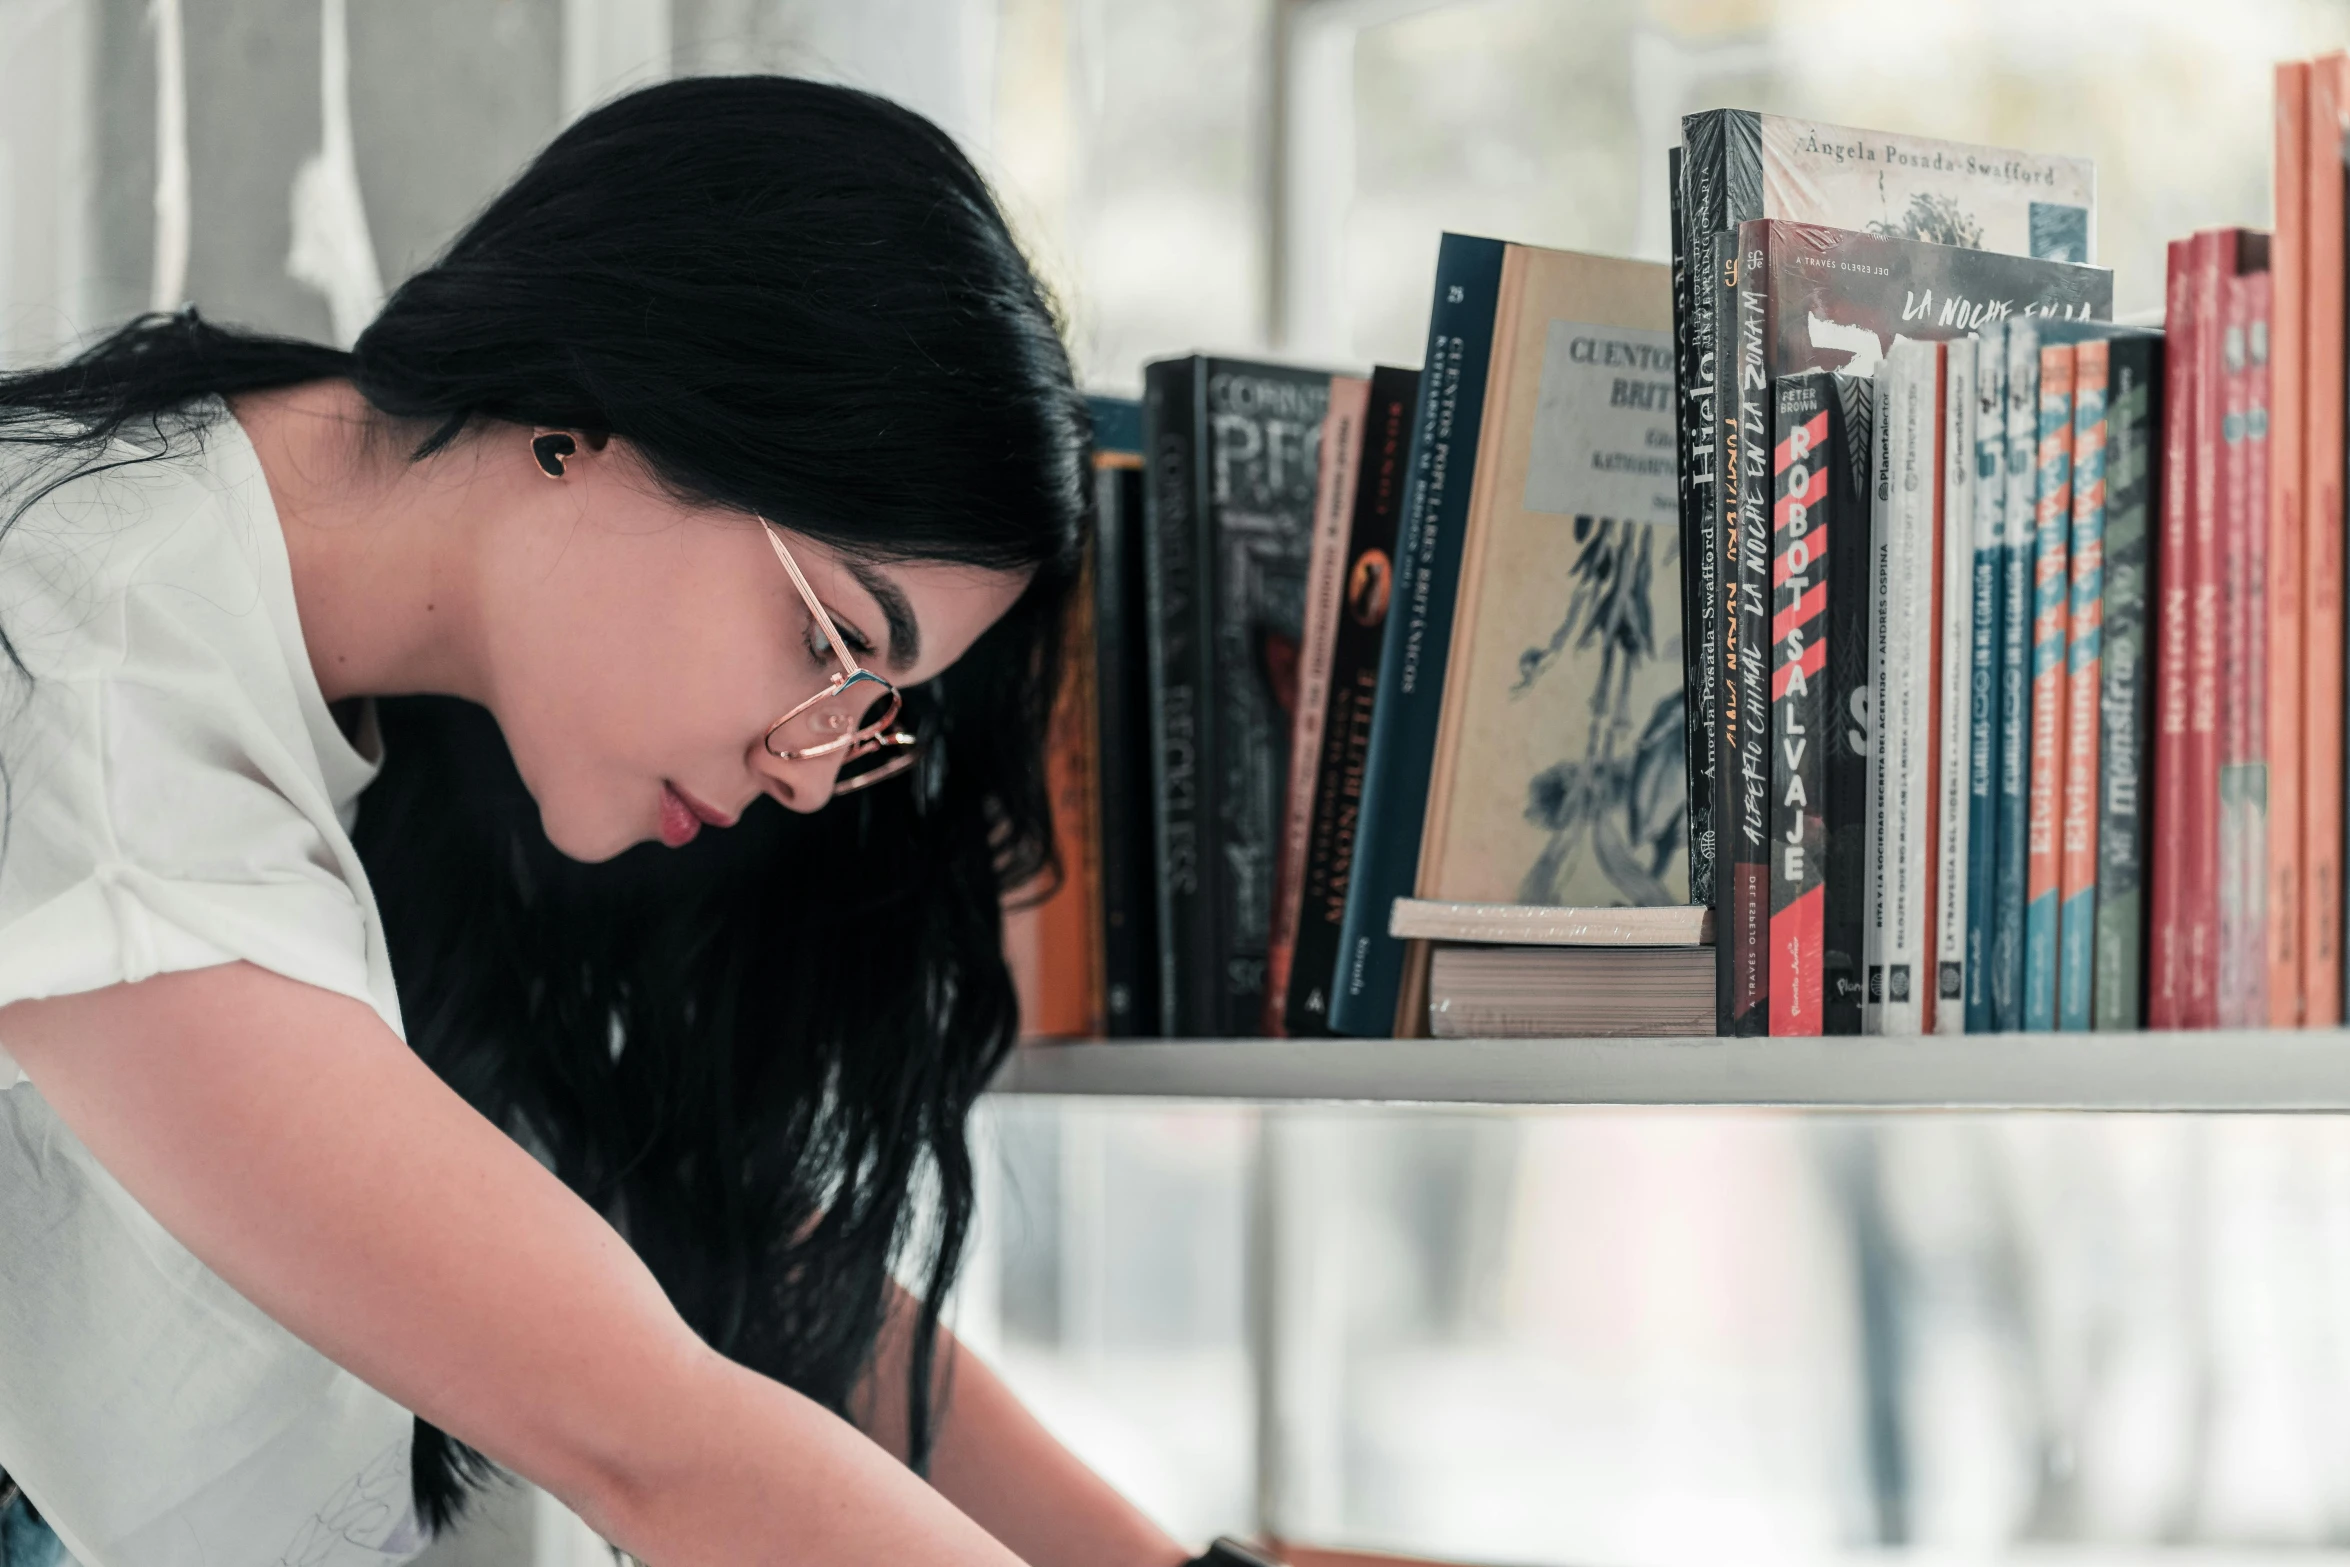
<box><xmin>232</xmin><ymin>380</ymin><xmax>494</xmax><ymax>707</ymax></box>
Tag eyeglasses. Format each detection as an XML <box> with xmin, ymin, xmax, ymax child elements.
<box><xmin>760</xmin><ymin>522</ymin><xmax>920</xmax><ymax>795</ymax></box>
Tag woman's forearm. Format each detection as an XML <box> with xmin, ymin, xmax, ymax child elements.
<box><xmin>859</xmin><ymin>1284</ymin><xmax>1188</xmax><ymax>1567</ymax></box>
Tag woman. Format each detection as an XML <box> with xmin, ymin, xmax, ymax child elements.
<box><xmin>0</xmin><ymin>75</ymin><xmax>1233</xmax><ymax>1566</ymax></box>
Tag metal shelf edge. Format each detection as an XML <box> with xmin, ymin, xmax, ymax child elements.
<box><xmin>987</xmin><ymin>1030</ymin><xmax>2350</xmax><ymax>1110</ymax></box>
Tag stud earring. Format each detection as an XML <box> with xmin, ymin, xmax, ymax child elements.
<box><xmin>531</xmin><ymin>430</ymin><xmax>577</xmax><ymax>479</ymax></box>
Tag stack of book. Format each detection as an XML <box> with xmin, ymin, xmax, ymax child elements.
<box><xmin>1013</xmin><ymin>57</ymin><xmax>2350</xmax><ymax>1042</ymax></box>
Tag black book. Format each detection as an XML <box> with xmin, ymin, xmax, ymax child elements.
<box><xmin>1088</xmin><ymin>396</ymin><xmax>1156</xmax><ymax>1037</ymax></box>
<box><xmin>1328</xmin><ymin>233</ymin><xmax>1509</xmax><ymax>1038</ymax></box>
<box><xmin>1719</xmin><ymin>228</ymin><xmax>1773</xmax><ymax>1035</ymax></box>
<box><xmin>1140</xmin><ymin>356</ymin><xmax>1335</xmax><ymax>1037</ymax></box>
<box><xmin>1670</xmin><ymin>145</ymin><xmax>1719</xmax><ymax>910</ymax></box>
<box><xmin>1821</xmin><ymin>372</ymin><xmax>1877</xmax><ymax>1033</ymax></box>
<box><xmin>2094</xmin><ymin>334</ymin><xmax>2161</xmax><ymax>1029</ymax></box>
<box><xmin>1284</xmin><ymin>365</ymin><xmax>1420</xmax><ymax>1036</ymax></box>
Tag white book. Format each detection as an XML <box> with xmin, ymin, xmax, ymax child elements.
<box><xmin>1933</xmin><ymin>340</ymin><xmax>1976</xmax><ymax>1034</ymax></box>
<box><xmin>1881</xmin><ymin>338</ymin><xmax>1941</xmax><ymax>1037</ymax></box>
<box><xmin>1388</xmin><ymin>898</ymin><xmax>1712</xmax><ymax>947</ymax></box>
<box><xmin>1862</xmin><ymin>364</ymin><xmax>1900</xmax><ymax>1035</ymax></box>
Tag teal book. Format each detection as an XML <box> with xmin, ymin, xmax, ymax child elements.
<box><xmin>2022</xmin><ymin>341</ymin><xmax>2076</xmax><ymax>1031</ymax></box>
<box><xmin>1962</xmin><ymin>328</ymin><xmax>2007</xmax><ymax>1032</ymax></box>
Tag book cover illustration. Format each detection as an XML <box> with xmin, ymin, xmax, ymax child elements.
<box><xmin>2023</xmin><ymin>342</ymin><xmax>2076</xmax><ymax>1032</ymax></box>
<box><xmin>1771</xmin><ymin>375</ymin><xmax>1831</xmax><ymax>1034</ymax></box>
<box><xmin>1749</xmin><ymin>221</ymin><xmax>2112</xmax><ymax>384</ymax></box>
<box><xmin>1419</xmin><ymin>288</ymin><xmax>1689</xmax><ymax>913</ymax></box>
<box><xmin>2059</xmin><ymin>339</ymin><xmax>2109</xmax><ymax>1031</ymax></box>
<box><xmin>1754</xmin><ymin>115</ymin><xmax>2095</xmax><ymax>263</ymax></box>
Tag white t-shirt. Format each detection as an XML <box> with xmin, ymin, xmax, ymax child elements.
<box><xmin>0</xmin><ymin>406</ymin><xmax>429</xmax><ymax>1563</ymax></box>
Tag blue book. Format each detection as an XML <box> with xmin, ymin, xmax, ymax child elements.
<box><xmin>1327</xmin><ymin>233</ymin><xmax>1508</xmax><ymax>1037</ymax></box>
<box><xmin>1963</xmin><ymin>329</ymin><xmax>2007</xmax><ymax>1033</ymax></box>
<box><xmin>1991</xmin><ymin>321</ymin><xmax>2039</xmax><ymax>1031</ymax></box>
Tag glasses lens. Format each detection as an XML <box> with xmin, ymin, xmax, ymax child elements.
<box><xmin>769</xmin><ymin>677</ymin><xmax>901</xmax><ymax>760</ymax></box>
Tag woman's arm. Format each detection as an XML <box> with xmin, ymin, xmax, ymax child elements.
<box><xmin>858</xmin><ymin>1283</ymin><xmax>1188</xmax><ymax>1567</ymax></box>
<box><xmin>0</xmin><ymin>962</ymin><xmax>1025</xmax><ymax>1566</ymax></box>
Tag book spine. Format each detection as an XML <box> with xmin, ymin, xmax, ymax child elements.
<box><xmin>2182</xmin><ymin>231</ymin><xmax>2228</xmax><ymax>1029</ymax></box>
<box><xmin>1824</xmin><ymin>372</ymin><xmax>1876</xmax><ymax>1035</ymax></box>
<box><xmin>2059</xmin><ymin>339</ymin><xmax>2109</xmax><ymax>1032</ymax></box>
<box><xmin>1725</xmin><ymin>221</ymin><xmax>1775</xmax><ymax>1035</ymax></box>
<box><xmin>1935</xmin><ymin>342</ymin><xmax>1975</xmax><ymax>1033</ymax></box>
<box><xmin>2150</xmin><ymin>242</ymin><xmax>2197</xmax><ymax>1030</ymax></box>
<box><xmin>1992</xmin><ymin>321</ymin><xmax>2040</xmax><ymax>1031</ymax></box>
<box><xmin>1031</xmin><ymin>540</ymin><xmax>1108</xmax><ymax>1038</ymax></box>
<box><xmin>2242</xmin><ymin>272</ymin><xmax>2274</xmax><ymax>1027</ymax></box>
<box><xmin>2023</xmin><ymin>342</ymin><xmax>2076</xmax><ymax>1032</ymax></box>
<box><xmin>1671</xmin><ymin>145</ymin><xmax>1719</xmax><ymax>909</ymax></box>
<box><xmin>1882</xmin><ymin>341</ymin><xmax>1941</xmax><ymax>1037</ymax></box>
<box><xmin>2218</xmin><ymin>271</ymin><xmax>2258</xmax><ymax>1028</ymax></box>
<box><xmin>2096</xmin><ymin>339</ymin><xmax>2160</xmax><ymax>1030</ymax></box>
<box><xmin>1092</xmin><ymin>456</ymin><xmax>1156</xmax><ymax>1036</ymax></box>
<box><xmin>1140</xmin><ymin>359</ymin><xmax>1213</xmax><ymax>1036</ymax></box>
<box><xmin>1862</xmin><ymin>364</ymin><xmax>1898</xmax><ymax>1035</ymax></box>
<box><xmin>1771</xmin><ymin>374</ymin><xmax>1831</xmax><ymax>1035</ymax></box>
<box><xmin>2270</xmin><ymin>63</ymin><xmax>2309</xmax><ymax>1025</ymax></box>
<box><xmin>1285</xmin><ymin>367</ymin><xmax>1418</xmax><ymax>1036</ymax></box>
<box><xmin>1963</xmin><ymin>329</ymin><xmax>2008</xmax><ymax>1034</ymax></box>
<box><xmin>1327</xmin><ymin>236</ymin><xmax>1508</xmax><ymax>1037</ymax></box>
<box><xmin>1264</xmin><ymin>378</ymin><xmax>1368</xmax><ymax>1035</ymax></box>
<box><xmin>2313</xmin><ymin>59</ymin><xmax>2348</xmax><ymax>1026</ymax></box>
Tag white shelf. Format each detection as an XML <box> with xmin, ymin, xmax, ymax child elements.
<box><xmin>990</xmin><ymin>1029</ymin><xmax>2350</xmax><ymax>1111</ymax></box>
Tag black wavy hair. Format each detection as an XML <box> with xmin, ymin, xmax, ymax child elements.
<box><xmin>0</xmin><ymin>77</ymin><xmax>1084</xmax><ymax>1530</ymax></box>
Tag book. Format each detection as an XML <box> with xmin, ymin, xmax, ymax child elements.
<box><xmin>1139</xmin><ymin>356</ymin><xmax>1338</xmax><ymax>1036</ymax></box>
<box><xmin>1089</xmin><ymin>397</ymin><xmax>1158</xmax><ymax>1038</ymax></box>
<box><xmin>1669</xmin><ymin>144</ymin><xmax>1718</xmax><ymax>912</ymax></box>
<box><xmin>2269</xmin><ymin>60</ymin><xmax>2309</xmax><ymax>1026</ymax></box>
<box><xmin>2148</xmin><ymin>240</ymin><xmax>2198</xmax><ymax>1030</ymax></box>
<box><xmin>1329</xmin><ymin>234</ymin><xmax>1509</xmax><ymax>1037</ymax></box>
<box><xmin>1993</xmin><ymin>323</ymin><xmax>2041</xmax><ymax>1031</ymax></box>
<box><xmin>1283</xmin><ymin>366</ymin><xmax>1421</xmax><ymax>1036</ymax></box>
<box><xmin>1427</xmin><ymin>945</ymin><xmax>1715</xmax><ymax>1038</ymax></box>
<box><xmin>2059</xmin><ymin>338</ymin><xmax>2109</xmax><ymax>1031</ymax></box>
<box><xmin>1823</xmin><ymin>373</ymin><xmax>1878</xmax><ymax>1034</ymax></box>
<box><xmin>1414</xmin><ymin>250</ymin><xmax>1688</xmax><ymax>959</ymax></box>
<box><xmin>2219</xmin><ymin>266</ymin><xmax>2272</xmax><ymax>1029</ymax></box>
<box><xmin>1390</xmin><ymin>898</ymin><xmax>1711</xmax><ymax>945</ymax></box>
<box><xmin>1933</xmin><ymin>339</ymin><xmax>1977</xmax><ymax>1033</ymax></box>
<box><xmin>1264</xmin><ymin>375</ymin><xmax>1371</xmax><ymax>1035</ymax></box>
<box><xmin>1963</xmin><ymin>328</ymin><xmax>2009</xmax><ymax>1033</ymax></box>
<box><xmin>2095</xmin><ymin>334</ymin><xmax>2162</xmax><ymax>1030</ymax></box>
<box><xmin>2313</xmin><ymin>56</ymin><xmax>2348</xmax><ymax>1025</ymax></box>
<box><xmin>1862</xmin><ymin>365</ymin><xmax>1899</xmax><ymax>1034</ymax></box>
<box><xmin>2023</xmin><ymin>340</ymin><xmax>2076</xmax><ymax>1032</ymax></box>
<box><xmin>1723</xmin><ymin>229</ymin><xmax>1773</xmax><ymax>1035</ymax></box>
<box><xmin>1771</xmin><ymin>373</ymin><xmax>1831</xmax><ymax>1034</ymax></box>
<box><xmin>1671</xmin><ymin>111</ymin><xmax>2096</xmax><ymax>918</ymax></box>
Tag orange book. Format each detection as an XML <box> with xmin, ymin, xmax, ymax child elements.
<box><xmin>2271</xmin><ymin>61</ymin><xmax>2309</xmax><ymax>1024</ymax></box>
<box><xmin>1013</xmin><ymin>548</ymin><xmax>1107</xmax><ymax>1039</ymax></box>
<box><xmin>2305</xmin><ymin>53</ymin><xmax>2348</xmax><ymax>1025</ymax></box>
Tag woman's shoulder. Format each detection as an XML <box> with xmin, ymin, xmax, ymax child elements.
<box><xmin>0</xmin><ymin>402</ymin><xmax>277</xmax><ymax>680</ymax></box>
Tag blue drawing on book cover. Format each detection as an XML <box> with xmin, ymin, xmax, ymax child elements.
<box><xmin>1514</xmin><ymin>512</ymin><xmax>1686</xmax><ymax>907</ymax></box>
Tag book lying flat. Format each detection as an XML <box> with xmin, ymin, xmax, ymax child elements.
<box><xmin>1427</xmin><ymin>946</ymin><xmax>1714</xmax><ymax>1038</ymax></box>
<box><xmin>1390</xmin><ymin>898</ymin><xmax>1712</xmax><ymax>946</ymax></box>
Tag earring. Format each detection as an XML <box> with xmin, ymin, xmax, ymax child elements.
<box><xmin>531</xmin><ymin>430</ymin><xmax>577</xmax><ymax>479</ymax></box>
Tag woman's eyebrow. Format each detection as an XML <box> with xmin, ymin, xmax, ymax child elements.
<box><xmin>845</xmin><ymin>559</ymin><xmax>920</xmax><ymax>671</ymax></box>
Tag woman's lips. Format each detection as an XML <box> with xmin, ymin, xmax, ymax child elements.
<box><xmin>658</xmin><ymin>781</ymin><xmax>737</xmax><ymax>847</ymax></box>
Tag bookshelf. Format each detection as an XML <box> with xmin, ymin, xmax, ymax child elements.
<box><xmin>994</xmin><ymin>1030</ymin><xmax>2350</xmax><ymax>1111</ymax></box>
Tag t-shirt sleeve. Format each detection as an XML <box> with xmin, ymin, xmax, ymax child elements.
<box><xmin>0</xmin><ymin>667</ymin><xmax>383</xmax><ymax>1084</ymax></box>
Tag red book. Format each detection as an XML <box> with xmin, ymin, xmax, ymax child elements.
<box><xmin>2269</xmin><ymin>62</ymin><xmax>2310</xmax><ymax>1025</ymax></box>
<box><xmin>2220</xmin><ymin>265</ymin><xmax>2274</xmax><ymax>1029</ymax></box>
<box><xmin>2306</xmin><ymin>53</ymin><xmax>2349</xmax><ymax>1025</ymax></box>
<box><xmin>2149</xmin><ymin>239</ymin><xmax>2198</xmax><ymax>1030</ymax></box>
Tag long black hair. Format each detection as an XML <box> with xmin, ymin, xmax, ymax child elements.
<box><xmin>0</xmin><ymin>77</ymin><xmax>1084</xmax><ymax>1529</ymax></box>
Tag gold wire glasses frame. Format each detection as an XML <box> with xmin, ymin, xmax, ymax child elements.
<box><xmin>759</xmin><ymin>522</ymin><xmax>920</xmax><ymax>794</ymax></box>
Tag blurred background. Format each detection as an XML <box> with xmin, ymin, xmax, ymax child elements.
<box><xmin>9</xmin><ymin>0</ymin><xmax>2350</xmax><ymax>1562</ymax></box>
